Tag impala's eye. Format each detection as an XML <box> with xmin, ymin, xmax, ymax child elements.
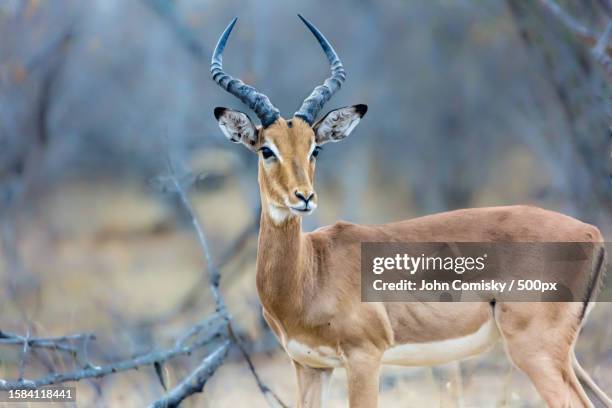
<box><xmin>311</xmin><ymin>146</ymin><xmax>322</xmax><ymax>160</ymax></box>
<box><xmin>259</xmin><ymin>147</ymin><xmax>276</xmax><ymax>160</ymax></box>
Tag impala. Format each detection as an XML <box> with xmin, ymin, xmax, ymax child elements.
<box><xmin>210</xmin><ymin>16</ymin><xmax>611</xmax><ymax>408</ymax></box>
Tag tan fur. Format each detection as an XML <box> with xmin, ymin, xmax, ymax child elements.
<box><xmin>257</xmin><ymin>118</ymin><xmax>318</xmax><ymax>215</ymax></box>
<box><xmin>242</xmin><ymin>117</ymin><xmax>608</xmax><ymax>407</ymax></box>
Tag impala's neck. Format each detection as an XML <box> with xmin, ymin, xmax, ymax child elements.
<box><xmin>255</xmin><ymin>206</ymin><xmax>311</xmax><ymax>314</ymax></box>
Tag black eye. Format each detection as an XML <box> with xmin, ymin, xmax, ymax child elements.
<box><xmin>259</xmin><ymin>147</ymin><xmax>276</xmax><ymax>160</ymax></box>
<box><xmin>311</xmin><ymin>146</ymin><xmax>322</xmax><ymax>160</ymax></box>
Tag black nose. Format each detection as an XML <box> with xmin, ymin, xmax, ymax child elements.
<box><xmin>295</xmin><ymin>191</ymin><xmax>314</xmax><ymax>203</ymax></box>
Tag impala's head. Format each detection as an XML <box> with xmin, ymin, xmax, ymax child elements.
<box><xmin>211</xmin><ymin>16</ymin><xmax>367</xmax><ymax>224</ymax></box>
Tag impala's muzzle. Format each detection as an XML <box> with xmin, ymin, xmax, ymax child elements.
<box><xmin>288</xmin><ymin>189</ymin><xmax>317</xmax><ymax>215</ymax></box>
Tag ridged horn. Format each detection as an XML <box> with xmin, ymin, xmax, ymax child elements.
<box><xmin>294</xmin><ymin>14</ymin><xmax>346</xmax><ymax>125</ymax></box>
<box><xmin>211</xmin><ymin>17</ymin><xmax>280</xmax><ymax>128</ymax></box>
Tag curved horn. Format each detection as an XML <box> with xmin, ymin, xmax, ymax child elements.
<box><xmin>211</xmin><ymin>17</ymin><xmax>280</xmax><ymax>128</ymax></box>
<box><xmin>294</xmin><ymin>14</ymin><xmax>346</xmax><ymax>125</ymax></box>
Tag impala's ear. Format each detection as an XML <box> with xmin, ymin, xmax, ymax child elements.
<box><xmin>214</xmin><ymin>107</ymin><xmax>259</xmax><ymax>152</ymax></box>
<box><xmin>313</xmin><ymin>104</ymin><xmax>367</xmax><ymax>145</ymax></box>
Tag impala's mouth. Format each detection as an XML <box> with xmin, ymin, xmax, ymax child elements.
<box><xmin>289</xmin><ymin>203</ymin><xmax>317</xmax><ymax>215</ymax></box>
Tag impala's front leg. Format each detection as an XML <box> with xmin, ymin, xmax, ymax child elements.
<box><xmin>293</xmin><ymin>361</ymin><xmax>333</xmax><ymax>408</ymax></box>
<box><xmin>345</xmin><ymin>350</ymin><xmax>382</xmax><ymax>408</ymax></box>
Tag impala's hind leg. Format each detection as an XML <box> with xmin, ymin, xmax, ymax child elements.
<box><xmin>495</xmin><ymin>302</ymin><xmax>591</xmax><ymax>408</ymax></box>
<box><xmin>572</xmin><ymin>353</ymin><xmax>612</xmax><ymax>408</ymax></box>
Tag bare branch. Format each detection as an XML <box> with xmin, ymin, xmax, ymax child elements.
<box><xmin>165</xmin><ymin>157</ymin><xmax>226</xmax><ymax>314</ymax></box>
<box><xmin>0</xmin><ymin>313</ymin><xmax>227</xmax><ymax>390</ymax></box>
<box><xmin>147</xmin><ymin>205</ymin><xmax>260</xmax><ymax>325</ymax></box>
<box><xmin>148</xmin><ymin>340</ymin><xmax>230</xmax><ymax>408</ymax></box>
<box><xmin>175</xmin><ymin>313</ymin><xmax>223</xmax><ymax>348</ymax></box>
<box><xmin>139</xmin><ymin>207</ymin><xmax>259</xmax><ymax>327</ymax></box>
<box><xmin>0</xmin><ymin>330</ymin><xmax>95</xmax><ymax>355</ymax></box>
<box><xmin>595</xmin><ymin>22</ymin><xmax>612</xmax><ymax>54</ymax></box>
<box><xmin>17</xmin><ymin>329</ymin><xmax>31</xmax><ymax>381</ymax></box>
<box><xmin>592</xmin><ymin>21</ymin><xmax>612</xmax><ymax>74</ymax></box>
<box><xmin>538</xmin><ymin>0</ymin><xmax>595</xmax><ymax>40</ymax></box>
<box><xmin>539</xmin><ymin>0</ymin><xmax>612</xmax><ymax>53</ymax></box>
<box><xmin>228</xmin><ymin>327</ymin><xmax>289</xmax><ymax>408</ymax></box>
<box><xmin>538</xmin><ymin>0</ymin><xmax>612</xmax><ymax>75</ymax></box>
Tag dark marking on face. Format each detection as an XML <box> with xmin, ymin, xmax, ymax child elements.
<box><xmin>287</xmin><ymin>120</ymin><xmax>293</xmax><ymax>128</ymax></box>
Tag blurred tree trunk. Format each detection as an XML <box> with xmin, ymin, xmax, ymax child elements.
<box><xmin>507</xmin><ymin>0</ymin><xmax>612</xmax><ymax>227</ymax></box>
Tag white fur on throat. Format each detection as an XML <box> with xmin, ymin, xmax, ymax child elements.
<box><xmin>267</xmin><ymin>204</ymin><xmax>291</xmax><ymax>225</ymax></box>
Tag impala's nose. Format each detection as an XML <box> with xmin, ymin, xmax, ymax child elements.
<box><xmin>295</xmin><ymin>190</ymin><xmax>315</xmax><ymax>205</ymax></box>
<box><xmin>290</xmin><ymin>190</ymin><xmax>317</xmax><ymax>215</ymax></box>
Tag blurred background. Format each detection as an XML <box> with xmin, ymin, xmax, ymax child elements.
<box><xmin>0</xmin><ymin>0</ymin><xmax>611</xmax><ymax>406</ymax></box>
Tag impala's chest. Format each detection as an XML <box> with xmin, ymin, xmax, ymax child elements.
<box><xmin>262</xmin><ymin>307</ymin><xmax>343</xmax><ymax>368</ymax></box>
